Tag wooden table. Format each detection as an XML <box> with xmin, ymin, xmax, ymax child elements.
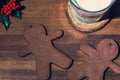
<box><xmin>0</xmin><ymin>0</ymin><xmax>120</xmax><ymax>80</ymax></box>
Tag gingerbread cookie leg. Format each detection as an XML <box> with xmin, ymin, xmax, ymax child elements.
<box><xmin>36</xmin><ymin>58</ymin><xmax>50</xmax><ymax>80</ymax></box>
<box><xmin>51</xmin><ymin>49</ymin><xmax>72</xmax><ymax>69</ymax></box>
<box><xmin>89</xmin><ymin>71</ymin><xmax>104</xmax><ymax>80</ymax></box>
<box><xmin>67</xmin><ymin>70</ymin><xmax>85</xmax><ymax>80</ymax></box>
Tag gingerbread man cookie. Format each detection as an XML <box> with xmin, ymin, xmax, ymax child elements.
<box><xmin>67</xmin><ymin>39</ymin><xmax>120</xmax><ymax>80</ymax></box>
<box><xmin>19</xmin><ymin>24</ymin><xmax>72</xmax><ymax>80</ymax></box>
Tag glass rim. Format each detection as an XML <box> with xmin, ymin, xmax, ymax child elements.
<box><xmin>70</xmin><ymin>0</ymin><xmax>115</xmax><ymax>13</ymax></box>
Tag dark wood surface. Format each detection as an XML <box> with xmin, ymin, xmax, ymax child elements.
<box><xmin>0</xmin><ymin>0</ymin><xmax>120</xmax><ymax>80</ymax></box>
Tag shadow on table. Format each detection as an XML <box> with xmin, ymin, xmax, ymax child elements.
<box><xmin>100</xmin><ymin>0</ymin><xmax>120</xmax><ymax>21</ymax></box>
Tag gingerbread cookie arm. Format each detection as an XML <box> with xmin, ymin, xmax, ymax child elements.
<box><xmin>80</xmin><ymin>44</ymin><xmax>96</xmax><ymax>57</ymax></box>
<box><xmin>49</xmin><ymin>30</ymin><xmax>63</xmax><ymax>40</ymax></box>
<box><xmin>51</xmin><ymin>49</ymin><xmax>72</xmax><ymax>69</ymax></box>
<box><xmin>109</xmin><ymin>63</ymin><xmax>120</xmax><ymax>74</ymax></box>
<box><xmin>67</xmin><ymin>67</ymin><xmax>86</xmax><ymax>80</ymax></box>
<box><xmin>18</xmin><ymin>46</ymin><xmax>32</xmax><ymax>57</ymax></box>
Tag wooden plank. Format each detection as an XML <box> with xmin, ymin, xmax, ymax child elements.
<box><xmin>0</xmin><ymin>0</ymin><xmax>119</xmax><ymax>80</ymax></box>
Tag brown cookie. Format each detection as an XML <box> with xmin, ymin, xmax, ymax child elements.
<box><xmin>19</xmin><ymin>24</ymin><xmax>72</xmax><ymax>80</ymax></box>
<box><xmin>67</xmin><ymin>39</ymin><xmax>120</xmax><ymax>80</ymax></box>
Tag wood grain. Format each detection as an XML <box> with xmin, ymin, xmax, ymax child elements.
<box><xmin>0</xmin><ymin>0</ymin><xmax>119</xmax><ymax>80</ymax></box>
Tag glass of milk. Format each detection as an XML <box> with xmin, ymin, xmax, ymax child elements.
<box><xmin>69</xmin><ymin>0</ymin><xmax>116</xmax><ymax>23</ymax></box>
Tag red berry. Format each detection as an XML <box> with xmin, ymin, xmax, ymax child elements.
<box><xmin>0</xmin><ymin>0</ymin><xmax>22</xmax><ymax>15</ymax></box>
<box><xmin>10</xmin><ymin>0</ymin><xmax>16</xmax><ymax>2</ymax></box>
<box><xmin>11</xmin><ymin>2</ymin><xmax>16</xmax><ymax>7</ymax></box>
<box><xmin>12</xmin><ymin>6</ymin><xmax>16</xmax><ymax>9</ymax></box>
<box><xmin>8</xmin><ymin>11</ymin><xmax>11</xmax><ymax>15</ymax></box>
<box><xmin>16</xmin><ymin>5</ymin><xmax>20</xmax><ymax>8</ymax></box>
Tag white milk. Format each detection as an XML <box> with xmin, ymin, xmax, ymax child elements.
<box><xmin>76</xmin><ymin>0</ymin><xmax>112</xmax><ymax>11</ymax></box>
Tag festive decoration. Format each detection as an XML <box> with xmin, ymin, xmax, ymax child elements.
<box><xmin>67</xmin><ymin>39</ymin><xmax>120</xmax><ymax>80</ymax></box>
<box><xmin>19</xmin><ymin>24</ymin><xmax>72</xmax><ymax>80</ymax></box>
<box><xmin>0</xmin><ymin>0</ymin><xmax>24</xmax><ymax>30</ymax></box>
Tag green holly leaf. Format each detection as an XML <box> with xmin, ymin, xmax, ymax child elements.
<box><xmin>0</xmin><ymin>15</ymin><xmax>4</xmax><ymax>23</ymax></box>
<box><xmin>2</xmin><ymin>14</ymin><xmax>11</xmax><ymax>30</ymax></box>
<box><xmin>16</xmin><ymin>0</ymin><xmax>24</xmax><ymax>2</ymax></box>
<box><xmin>14</xmin><ymin>10</ymin><xmax>22</xmax><ymax>19</ymax></box>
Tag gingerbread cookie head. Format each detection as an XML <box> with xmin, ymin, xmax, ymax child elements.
<box><xmin>24</xmin><ymin>24</ymin><xmax>47</xmax><ymax>43</ymax></box>
<box><xmin>97</xmin><ymin>39</ymin><xmax>119</xmax><ymax>61</ymax></box>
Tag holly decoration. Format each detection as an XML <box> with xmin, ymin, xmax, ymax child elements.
<box><xmin>0</xmin><ymin>0</ymin><xmax>24</xmax><ymax>30</ymax></box>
